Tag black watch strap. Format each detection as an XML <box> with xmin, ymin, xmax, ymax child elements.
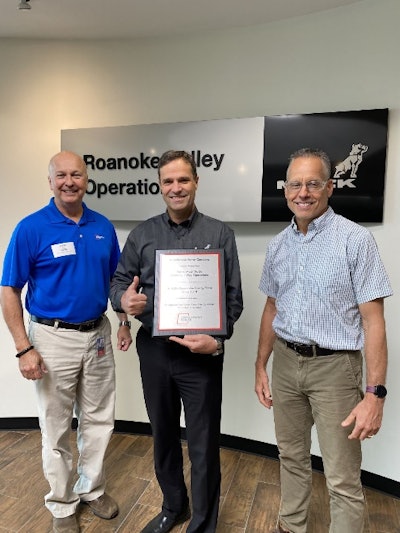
<box><xmin>366</xmin><ymin>384</ymin><xmax>387</xmax><ymax>398</ymax></box>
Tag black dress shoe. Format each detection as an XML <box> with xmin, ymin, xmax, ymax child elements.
<box><xmin>140</xmin><ymin>505</ymin><xmax>191</xmax><ymax>533</ymax></box>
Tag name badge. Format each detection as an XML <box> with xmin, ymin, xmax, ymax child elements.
<box><xmin>51</xmin><ymin>242</ymin><xmax>76</xmax><ymax>258</ymax></box>
<box><xmin>97</xmin><ymin>337</ymin><xmax>105</xmax><ymax>357</ymax></box>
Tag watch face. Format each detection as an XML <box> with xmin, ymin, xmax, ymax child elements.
<box><xmin>376</xmin><ymin>384</ymin><xmax>387</xmax><ymax>398</ymax></box>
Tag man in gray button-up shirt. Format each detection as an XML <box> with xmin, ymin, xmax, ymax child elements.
<box><xmin>110</xmin><ymin>150</ymin><xmax>243</xmax><ymax>533</ymax></box>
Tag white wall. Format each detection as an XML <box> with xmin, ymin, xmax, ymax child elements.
<box><xmin>1</xmin><ymin>0</ymin><xmax>399</xmax><ymax>481</ymax></box>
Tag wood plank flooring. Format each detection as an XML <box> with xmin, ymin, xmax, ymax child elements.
<box><xmin>0</xmin><ymin>430</ymin><xmax>399</xmax><ymax>532</ymax></box>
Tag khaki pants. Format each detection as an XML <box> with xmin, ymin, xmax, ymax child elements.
<box><xmin>272</xmin><ymin>339</ymin><xmax>364</xmax><ymax>533</ymax></box>
<box><xmin>29</xmin><ymin>317</ymin><xmax>115</xmax><ymax>518</ymax></box>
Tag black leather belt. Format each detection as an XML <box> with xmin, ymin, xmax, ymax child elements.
<box><xmin>31</xmin><ymin>315</ymin><xmax>103</xmax><ymax>332</ymax></box>
<box><xmin>278</xmin><ymin>337</ymin><xmax>338</xmax><ymax>357</ymax></box>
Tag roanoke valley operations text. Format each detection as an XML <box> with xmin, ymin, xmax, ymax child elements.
<box><xmin>86</xmin><ymin>178</ymin><xmax>160</xmax><ymax>198</ymax></box>
<box><xmin>83</xmin><ymin>151</ymin><xmax>225</xmax><ymax>172</ymax></box>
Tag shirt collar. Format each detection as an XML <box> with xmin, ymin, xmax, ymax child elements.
<box><xmin>165</xmin><ymin>207</ymin><xmax>198</xmax><ymax>228</ymax></box>
<box><xmin>47</xmin><ymin>197</ymin><xmax>94</xmax><ymax>224</ymax></box>
<box><xmin>290</xmin><ymin>206</ymin><xmax>335</xmax><ymax>234</ymax></box>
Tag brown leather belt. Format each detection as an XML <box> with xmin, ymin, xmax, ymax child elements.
<box><xmin>31</xmin><ymin>315</ymin><xmax>103</xmax><ymax>332</ymax></box>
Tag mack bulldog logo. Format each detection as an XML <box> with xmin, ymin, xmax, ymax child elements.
<box><xmin>334</xmin><ymin>143</ymin><xmax>368</xmax><ymax>179</ymax></box>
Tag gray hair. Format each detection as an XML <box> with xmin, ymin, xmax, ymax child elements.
<box><xmin>287</xmin><ymin>148</ymin><xmax>331</xmax><ymax>181</ymax></box>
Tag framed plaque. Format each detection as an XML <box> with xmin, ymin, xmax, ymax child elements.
<box><xmin>153</xmin><ymin>249</ymin><xmax>227</xmax><ymax>337</ymax></box>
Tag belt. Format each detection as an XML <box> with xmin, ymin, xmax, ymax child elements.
<box><xmin>278</xmin><ymin>337</ymin><xmax>339</xmax><ymax>357</ymax></box>
<box><xmin>31</xmin><ymin>315</ymin><xmax>103</xmax><ymax>332</ymax></box>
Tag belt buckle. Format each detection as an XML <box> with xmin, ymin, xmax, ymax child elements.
<box><xmin>295</xmin><ymin>342</ymin><xmax>313</xmax><ymax>357</ymax></box>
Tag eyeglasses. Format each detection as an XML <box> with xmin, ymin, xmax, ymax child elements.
<box><xmin>284</xmin><ymin>180</ymin><xmax>328</xmax><ymax>192</ymax></box>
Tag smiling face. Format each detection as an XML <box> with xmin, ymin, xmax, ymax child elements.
<box><xmin>48</xmin><ymin>151</ymin><xmax>88</xmax><ymax>216</ymax></box>
<box><xmin>285</xmin><ymin>155</ymin><xmax>333</xmax><ymax>234</ymax></box>
<box><xmin>159</xmin><ymin>157</ymin><xmax>199</xmax><ymax>223</ymax></box>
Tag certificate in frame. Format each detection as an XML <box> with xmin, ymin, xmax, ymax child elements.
<box><xmin>153</xmin><ymin>249</ymin><xmax>227</xmax><ymax>337</ymax></box>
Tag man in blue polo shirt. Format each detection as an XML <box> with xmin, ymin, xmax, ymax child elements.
<box><xmin>0</xmin><ymin>151</ymin><xmax>132</xmax><ymax>533</ymax></box>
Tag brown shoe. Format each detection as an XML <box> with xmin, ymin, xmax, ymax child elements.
<box><xmin>53</xmin><ymin>514</ymin><xmax>79</xmax><ymax>533</ymax></box>
<box><xmin>85</xmin><ymin>493</ymin><xmax>119</xmax><ymax>519</ymax></box>
<box><xmin>270</xmin><ymin>524</ymin><xmax>291</xmax><ymax>533</ymax></box>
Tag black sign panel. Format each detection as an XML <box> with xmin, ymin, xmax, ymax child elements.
<box><xmin>261</xmin><ymin>109</ymin><xmax>388</xmax><ymax>222</ymax></box>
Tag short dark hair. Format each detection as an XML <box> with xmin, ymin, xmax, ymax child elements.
<box><xmin>157</xmin><ymin>150</ymin><xmax>197</xmax><ymax>179</ymax></box>
<box><xmin>287</xmin><ymin>148</ymin><xmax>331</xmax><ymax>180</ymax></box>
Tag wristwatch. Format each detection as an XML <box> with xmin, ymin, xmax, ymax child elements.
<box><xmin>211</xmin><ymin>338</ymin><xmax>224</xmax><ymax>356</ymax></box>
<box><xmin>119</xmin><ymin>320</ymin><xmax>131</xmax><ymax>329</ymax></box>
<box><xmin>365</xmin><ymin>384</ymin><xmax>387</xmax><ymax>398</ymax></box>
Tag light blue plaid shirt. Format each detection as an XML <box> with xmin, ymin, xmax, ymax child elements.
<box><xmin>259</xmin><ymin>207</ymin><xmax>393</xmax><ymax>350</ymax></box>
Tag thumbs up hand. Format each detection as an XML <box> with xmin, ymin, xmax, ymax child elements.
<box><xmin>120</xmin><ymin>276</ymin><xmax>147</xmax><ymax>316</ymax></box>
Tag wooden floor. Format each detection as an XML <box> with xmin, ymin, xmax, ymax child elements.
<box><xmin>0</xmin><ymin>430</ymin><xmax>399</xmax><ymax>532</ymax></box>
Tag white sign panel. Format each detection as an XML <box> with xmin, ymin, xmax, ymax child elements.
<box><xmin>61</xmin><ymin>117</ymin><xmax>264</xmax><ymax>221</ymax></box>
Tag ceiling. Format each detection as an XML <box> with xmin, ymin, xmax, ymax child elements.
<box><xmin>0</xmin><ymin>0</ymin><xmax>365</xmax><ymax>41</ymax></box>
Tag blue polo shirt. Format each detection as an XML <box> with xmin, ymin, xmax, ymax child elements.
<box><xmin>1</xmin><ymin>198</ymin><xmax>120</xmax><ymax>323</ymax></box>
